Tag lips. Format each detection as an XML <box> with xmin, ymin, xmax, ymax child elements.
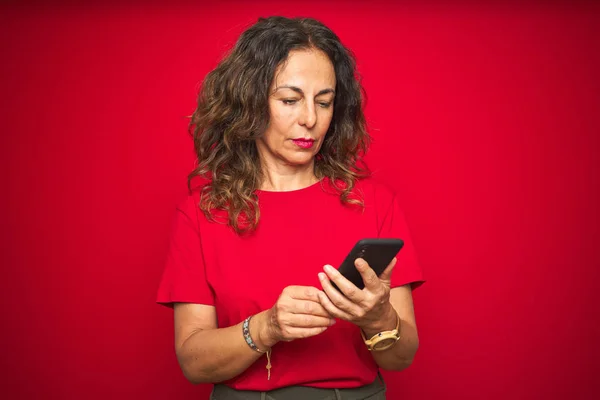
<box><xmin>292</xmin><ymin>138</ymin><xmax>315</xmax><ymax>149</ymax></box>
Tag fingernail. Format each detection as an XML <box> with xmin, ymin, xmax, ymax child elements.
<box><xmin>330</xmin><ymin>319</ymin><xmax>336</xmax><ymax>325</ymax></box>
<box><xmin>318</xmin><ymin>272</ymin><xmax>326</xmax><ymax>280</ymax></box>
<box><xmin>324</xmin><ymin>265</ymin><xmax>334</xmax><ymax>273</ymax></box>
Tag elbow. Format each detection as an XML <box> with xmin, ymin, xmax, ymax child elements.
<box><xmin>177</xmin><ymin>352</ymin><xmax>218</xmax><ymax>385</ymax></box>
<box><xmin>182</xmin><ymin>369</ymin><xmax>206</xmax><ymax>385</ymax></box>
<box><xmin>398</xmin><ymin>339</ymin><xmax>419</xmax><ymax>371</ymax></box>
<box><xmin>385</xmin><ymin>352</ymin><xmax>417</xmax><ymax>372</ymax></box>
<box><xmin>388</xmin><ymin>357</ymin><xmax>414</xmax><ymax>372</ymax></box>
<box><xmin>180</xmin><ymin>361</ymin><xmax>204</xmax><ymax>385</ymax></box>
<box><xmin>178</xmin><ymin>355</ymin><xmax>234</xmax><ymax>385</ymax></box>
<box><xmin>385</xmin><ymin>337</ymin><xmax>419</xmax><ymax>371</ymax></box>
<box><xmin>181</xmin><ymin>363</ymin><xmax>221</xmax><ymax>385</ymax></box>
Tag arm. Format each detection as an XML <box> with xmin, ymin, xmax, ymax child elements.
<box><xmin>317</xmin><ymin>258</ymin><xmax>420</xmax><ymax>371</ymax></box>
<box><xmin>173</xmin><ymin>303</ymin><xmax>269</xmax><ymax>384</ymax></box>
<box><xmin>174</xmin><ymin>286</ymin><xmax>335</xmax><ymax>384</ymax></box>
<box><xmin>361</xmin><ymin>285</ymin><xmax>419</xmax><ymax>371</ymax></box>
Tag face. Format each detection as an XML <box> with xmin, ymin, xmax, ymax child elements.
<box><xmin>256</xmin><ymin>48</ymin><xmax>336</xmax><ymax>169</ymax></box>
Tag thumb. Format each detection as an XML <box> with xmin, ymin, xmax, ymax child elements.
<box><xmin>378</xmin><ymin>257</ymin><xmax>397</xmax><ymax>282</ymax></box>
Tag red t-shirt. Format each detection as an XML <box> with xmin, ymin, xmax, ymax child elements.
<box><xmin>156</xmin><ymin>177</ymin><xmax>424</xmax><ymax>391</ymax></box>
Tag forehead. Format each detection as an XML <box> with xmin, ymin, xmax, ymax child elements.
<box><xmin>272</xmin><ymin>49</ymin><xmax>336</xmax><ymax>89</ymax></box>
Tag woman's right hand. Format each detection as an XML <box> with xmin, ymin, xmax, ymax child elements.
<box><xmin>256</xmin><ymin>286</ymin><xmax>336</xmax><ymax>348</ymax></box>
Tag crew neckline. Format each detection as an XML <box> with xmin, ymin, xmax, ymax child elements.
<box><xmin>255</xmin><ymin>178</ymin><xmax>327</xmax><ymax>195</ymax></box>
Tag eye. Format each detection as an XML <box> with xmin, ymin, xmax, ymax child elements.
<box><xmin>282</xmin><ymin>99</ymin><xmax>298</xmax><ymax>105</ymax></box>
<box><xmin>318</xmin><ymin>102</ymin><xmax>332</xmax><ymax>109</ymax></box>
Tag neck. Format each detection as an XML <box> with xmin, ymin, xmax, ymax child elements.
<box><xmin>259</xmin><ymin>159</ymin><xmax>318</xmax><ymax>192</ymax></box>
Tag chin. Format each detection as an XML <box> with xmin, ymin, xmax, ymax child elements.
<box><xmin>284</xmin><ymin>153</ymin><xmax>316</xmax><ymax>166</ymax></box>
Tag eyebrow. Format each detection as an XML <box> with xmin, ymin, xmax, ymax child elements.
<box><xmin>275</xmin><ymin>85</ymin><xmax>335</xmax><ymax>96</ymax></box>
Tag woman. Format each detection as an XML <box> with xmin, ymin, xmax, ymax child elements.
<box><xmin>157</xmin><ymin>16</ymin><xmax>424</xmax><ymax>400</ymax></box>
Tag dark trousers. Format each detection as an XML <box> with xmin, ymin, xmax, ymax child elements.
<box><xmin>210</xmin><ymin>374</ymin><xmax>386</xmax><ymax>400</ymax></box>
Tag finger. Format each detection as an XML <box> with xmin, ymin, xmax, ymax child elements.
<box><xmin>317</xmin><ymin>291</ymin><xmax>352</xmax><ymax>321</ymax></box>
<box><xmin>322</xmin><ymin>265</ymin><xmax>364</xmax><ymax>302</ymax></box>
<box><xmin>281</xmin><ymin>326</ymin><xmax>329</xmax><ymax>340</ymax></box>
<box><xmin>286</xmin><ymin>285</ymin><xmax>322</xmax><ymax>301</ymax></box>
<box><xmin>378</xmin><ymin>257</ymin><xmax>397</xmax><ymax>283</ymax></box>
<box><xmin>285</xmin><ymin>313</ymin><xmax>336</xmax><ymax>328</ymax></box>
<box><xmin>288</xmin><ymin>299</ymin><xmax>333</xmax><ymax>318</ymax></box>
<box><xmin>354</xmin><ymin>258</ymin><xmax>380</xmax><ymax>291</ymax></box>
<box><xmin>318</xmin><ymin>272</ymin><xmax>363</xmax><ymax>315</ymax></box>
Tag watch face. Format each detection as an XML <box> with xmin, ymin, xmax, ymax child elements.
<box><xmin>373</xmin><ymin>338</ymin><xmax>396</xmax><ymax>350</ymax></box>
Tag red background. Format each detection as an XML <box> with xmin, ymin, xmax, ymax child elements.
<box><xmin>1</xmin><ymin>1</ymin><xmax>598</xmax><ymax>399</ymax></box>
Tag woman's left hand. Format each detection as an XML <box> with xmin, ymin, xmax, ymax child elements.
<box><xmin>317</xmin><ymin>257</ymin><xmax>397</xmax><ymax>331</ymax></box>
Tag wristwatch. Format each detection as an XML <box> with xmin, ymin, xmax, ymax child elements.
<box><xmin>360</xmin><ymin>310</ymin><xmax>401</xmax><ymax>351</ymax></box>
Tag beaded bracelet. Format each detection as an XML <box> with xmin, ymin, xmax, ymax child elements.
<box><xmin>242</xmin><ymin>315</ymin><xmax>272</xmax><ymax>380</ymax></box>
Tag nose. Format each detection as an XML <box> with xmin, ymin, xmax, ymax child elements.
<box><xmin>298</xmin><ymin>101</ymin><xmax>317</xmax><ymax>129</ymax></box>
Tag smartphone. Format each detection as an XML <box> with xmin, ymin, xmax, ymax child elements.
<box><xmin>332</xmin><ymin>238</ymin><xmax>404</xmax><ymax>291</ymax></box>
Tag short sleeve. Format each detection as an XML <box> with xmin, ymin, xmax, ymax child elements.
<box><xmin>156</xmin><ymin>195</ymin><xmax>215</xmax><ymax>307</ymax></box>
<box><xmin>378</xmin><ymin>194</ymin><xmax>425</xmax><ymax>290</ymax></box>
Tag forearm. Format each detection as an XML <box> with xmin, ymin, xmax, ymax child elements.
<box><xmin>177</xmin><ymin>310</ymin><xmax>274</xmax><ymax>384</ymax></box>
<box><xmin>363</xmin><ymin>305</ymin><xmax>419</xmax><ymax>371</ymax></box>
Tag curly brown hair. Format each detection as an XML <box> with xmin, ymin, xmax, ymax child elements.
<box><xmin>188</xmin><ymin>16</ymin><xmax>371</xmax><ymax>234</ymax></box>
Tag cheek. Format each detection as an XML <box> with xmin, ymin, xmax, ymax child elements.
<box><xmin>269</xmin><ymin>107</ymin><xmax>296</xmax><ymax>131</ymax></box>
<box><xmin>317</xmin><ymin>110</ymin><xmax>334</xmax><ymax>134</ymax></box>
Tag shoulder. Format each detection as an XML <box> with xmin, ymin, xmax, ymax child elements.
<box><xmin>353</xmin><ymin>176</ymin><xmax>398</xmax><ymax>207</ymax></box>
<box><xmin>173</xmin><ymin>178</ymin><xmax>210</xmax><ymax>221</ymax></box>
<box><xmin>173</xmin><ymin>178</ymin><xmax>234</xmax><ymax>230</ymax></box>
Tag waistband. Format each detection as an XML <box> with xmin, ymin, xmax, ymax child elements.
<box><xmin>210</xmin><ymin>374</ymin><xmax>386</xmax><ymax>400</ymax></box>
